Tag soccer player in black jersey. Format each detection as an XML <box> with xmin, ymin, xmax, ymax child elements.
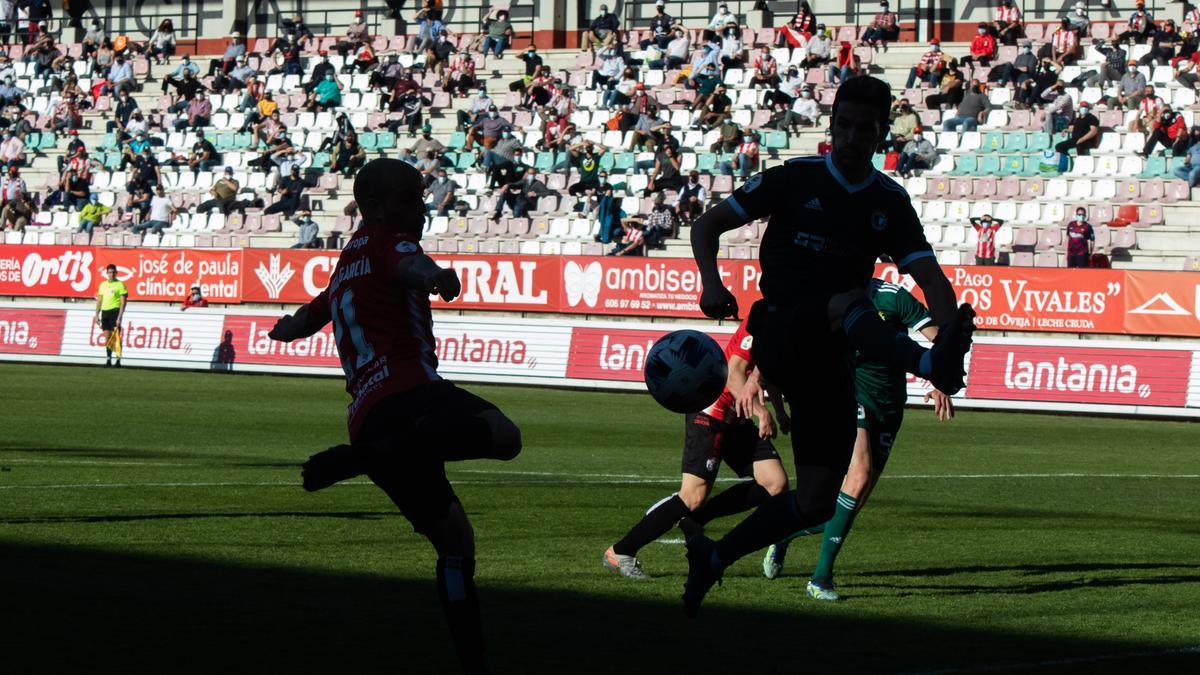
<box><xmin>682</xmin><ymin>76</ymin><xmax>976</xmax><ymax>615</ymax></box>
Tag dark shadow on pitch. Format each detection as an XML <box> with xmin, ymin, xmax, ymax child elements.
<box><xmin>0</xmin><ymin>541</ymin><xmax>1184</xmax><ymax>675</ymax></box>
<box><xmin>858</xmin><ymin>561</ymin><xmax>1200</xmax><ymax>578</ymax></box>
<box><xmin>0</xmin><ymin>511</ymin><xmax>400</xmax><ymax>525</ymax></box>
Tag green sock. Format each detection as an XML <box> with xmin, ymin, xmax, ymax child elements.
<box><xmin>778</xmin><ymin>523</ymin><xmax>824</xmax><ymax>547</ymax></box>
<box><xmin>811</xmin><ymin>491</ymin><xmax>861</xmax><ymax>582</ymax></box>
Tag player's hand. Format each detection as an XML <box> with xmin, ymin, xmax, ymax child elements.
<box><xmin>924</xmin><ymin>389</ymin><xmax>955</xmax><ymax>422</ymax></box>
<box><xmin>268</xmin><ymin>314</ymin><xmax>298</xmax><ymax>342</ymax></box>
<box><xmin>757</xmin><ymin>412</ymin><xmax>777</xmax><ymax>440</ymax></box>
<box><xmin>776</xmin><ymin>410</ymin><xmax>791</xmax><ymax>435</ymax></box>
<box><xmin>734</xmin><ymin>376</ymin><xmax>764</xmax><ymax>419</ymax></box>
<box><xmin>699</xmin><ymin>284</ymin><xmax>738</xmax><ymax>320</ymax></box>
<box><xmin>426</xmin><ymin>268</ymin><xmax>461</xmax><ymax>302</ymax></box>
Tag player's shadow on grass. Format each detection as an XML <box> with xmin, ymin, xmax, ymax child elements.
<box><xmin>852</xmin><ymin>562</ymin><xmax>1200</xmax><ymax>598</ymax></box>
<box><xmin>0</xmin><ymin>511</ymin><xmax>401</xmax><ymax>525</ymax></box>
<box><xmin>1</xmin><ymin>541</ymin><xmax>1189</xmax><ymax>675</ymax></box>
<box><xmin>859</xmin><ymin>561</ymin><xmax>1200</xmax><ymax>578</ymax></box>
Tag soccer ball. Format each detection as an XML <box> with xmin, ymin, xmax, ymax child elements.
<box><xmin>643</xmin><ymin>330</ymin><xmax>729</xmax><ymax>414</ymax></box>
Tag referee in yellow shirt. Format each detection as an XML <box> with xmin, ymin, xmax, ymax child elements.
<box><xmin>94</xmin><ymin>264</ymin><xmax>128</xmax><ymax>367</ymax></box>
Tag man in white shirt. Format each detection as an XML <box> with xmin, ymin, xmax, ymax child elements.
<box><xmin>778</xmin><ymin>87</ymin><xmax>820</xmax><ymax>131</ymax></box>
<box><xmin>802</xmin><ymin>27</ymin><xmax>833</xmax><ymax>67</ymax></box>
<box><xmin>708</xmin><ymin>3</ymin><xmax>735</xmax><ymax>30</ymax></box>
<box><xmin>132</xmin><ymin>185</ymin><xmax>175</xmax><ymax>235</ymax></box>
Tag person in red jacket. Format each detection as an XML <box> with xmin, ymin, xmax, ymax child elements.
<box><xmin>1141</xmin><ymin>106</ymin><xmax>1189</xmax><ymax>156</ymax></box>
<box><xmin>181</xmin><ymin>285</ymin><xmax>209</xmax><ymax>310</ymax></box>
<box><xmin>962</xmin><ymin>22</ymin><xmax>997</xmax><ymax>73</ymax></box>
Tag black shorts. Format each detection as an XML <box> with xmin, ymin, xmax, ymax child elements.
<box><xmin>355</xmin><ymin>380</ymin><xmax>498</xmax><ymax>533</ymax></box>
<box><xmin>682</xmin><ymin>412</ymin><xmax>779</xmax><ymax>482</ymax></box>
<box><xmin>99</xmin><ymin>308</ymin><xmax>120</xmax><ymax>331</ymax></box>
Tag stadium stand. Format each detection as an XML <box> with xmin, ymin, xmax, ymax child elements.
<box><xmin>1</xmin><ymin>2</ymin><xmax>1200</xmax><ymax>271</ymax></box>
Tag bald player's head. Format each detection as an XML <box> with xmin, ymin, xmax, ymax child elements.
<box><xmin>353</xmin><ymin>158</ymin><xmax>426</xmax><ymax>236</ymax></box>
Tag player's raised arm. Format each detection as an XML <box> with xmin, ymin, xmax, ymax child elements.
<box><xmin>269</xmin><ymin>289</ymin><xmax>332</xmax><ymax>342</ymax></box>
<box><xmin>691</xmin><ymin>200</ymin><xmax>747</xmax><ymax>319</ymax></box>
<box><xmin>393</xmin><ymin>253</ymin><xmax>461</xmax><ymax>302</ymax></box>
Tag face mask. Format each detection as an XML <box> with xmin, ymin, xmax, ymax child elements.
<box><xmin>192</xmin><ymin>292</ymin><xmax>201</xmax><ymax>300</ymax></box>
<box><xmin>488</xmin><ymin>111</ymin><xmax>497</xmax><ymax>118</ymax></box>
<box><xmin>978</xmin><ymin>29</ymin><xmax>986</xmax><ymax>35</ymax></box>
<box><xmin>1076</xmin><ymin>8</ymin><xmax>1084</xmax><ymax>15</ymax></box>
<box><xmin>913</xmin><ymin>134</ymin><xmax>923</xmax><ymax>141</ymax></box>
<box><xmin>1129</xmin><ymin>67</ymin><xmax>1137</xmax><ymax>73</ymax></box>
<box><xmin>800</xmin><ymin>90</ymin><xmax>811</xmax><ymax>98</ymax></box>
<box><xmin>931</xmin><ymin>45</ymin><xmax>940</xmax><ymax>52</ymax></box>
<box><xmin>1023</xmin><ymin>46</ymin><xmax>1032</xmax><ymax>53</ymax></box>
<box><xmin>743</xmin><ymin>136</ymin><xmax>753</xmax><ymax>143</ymax></box>
<box><xmin>1076</xmin><ymin>214</ymin><xmax>1086</xmax><ymax>222</ymax></box>
<box><xmin>438</xmin><ymin>176</ymin><xmax>447</xmax><ymax>183</ymax></box>
<box><xmin>325</xmin><ymin>75</ymin><xmax>334</xmax><ymax>81</ymax></box>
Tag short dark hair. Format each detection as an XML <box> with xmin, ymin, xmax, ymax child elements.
<box><xmin>831</xmin><ymin>76</ymin><xmax>892</xmax><ymax>128</ymax></box>
<box><xmin>106</xmin><ymin>264</ymin><xmax>117</xmax><ymax>272</ymax></box>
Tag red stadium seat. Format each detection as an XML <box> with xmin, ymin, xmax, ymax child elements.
<box><xmin>1108</xmin><ymin>204</ymin><xmax>1140</xmax><ymax>227</ymax></box>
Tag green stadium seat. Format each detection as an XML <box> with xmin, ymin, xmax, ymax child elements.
<box><xmin>375</xmin><ymin>132</ymin><xmax>396</xmax><ymax>149</ymax></box>
<box><xmin>448</xmin><ymin>131</ymin><xmax>466</xmax><ymax>149</ymax></box>
<box><xmin>358</xmin><ymin>131</ymin><xmax>378</xmax><ymax>150</ymax></box>
<box><xmin>871</xmin><ymin>154</ymin><xmax>886</xmax><ymax>171</ymax></box>
<box><xmin>977</xmin><ymin>154</ymin><xmax>1002</xmax><ymax>176</ymax></box>
<box><xmin>1002</xmin><ymin>132</ymin><xmax>1027</xmax><ymax>153</ymax></box>
<box><xmin>534</xmin><ymin>151</ymin><xmax>554</xmax><ymax>171</ymax></box>
<box><xmin>1025</xmin><ymin>156</ymin><xmax>1049</xmax><ymax>177</ymax></box>
<box><xmin>311</xmin><ymin>152</ymin><xmax>331</xmax><ymax>169</ymax></box>
<box><xmin>981</xmin><ymin>131</ymin><xmax>1005</xmax><ymax>153</ymax></box>
<box><xmin>1166</xmin><ymin>156</ymin><xmax>1187</xmax><ymax>177</ymax></box>
<box><xmin>612</xmin><ymin>152</ymin><xmax>635</xmax><ymax>172</ymax></box>
<box><xmin>24</xmin><ymin>131</ymin><xmax>41</xmax><ymax>150</ymax></box>
<box><xmin>1028</xmin><ymin>132</ymin><xmax>1051</xmax><ymax>152</ymax></box>
<box><xmin>999</xmin><ymin>155</ymin><xmax>1024</xmax><ymax>176</ymax></box>
<box><xmin>455</xmin><ymin>152</ymin><xmax>476</xmax><ymax>169</ymax></box>
<box><xmin>949</xmin><ymin>154</ymin><xmax>977</xmax><ymax>176</ymax></box>
<box><xmin>599</xmin><ymin>152</ymin><xmax>615</xmax><ymax>170</ymax></box>
<box><xmin>215</xmin><ymin>132</ymin><xmax>234</xmax><ymax>151</ymax></box>
<box><xmin>104</xmin><ymin>151</ymin><xmax>122</xmax><ymax>169</ymax></box>
<box><xmin>99</xmin><ymin>132</ymin><xmax>117</xmax><ymax>150</ymax></box>
<box><xmin>1139</xmin><ymin>155</ymin><xmax>1167</xmax><ymax>178</ymax></box>
<box><xmin>234</xmin><ymin>132</ymin><xmax>253</xmax><ymax>149</ymax></box>
<box><xmin>765</xmin><ymin>131</ymin><xmax>788</xmax><ymax>149</ymax></box>
<box><xmin>696</xmin><ymin>153</ymin><xmax>717</xmax><ymax>172</ymax></box>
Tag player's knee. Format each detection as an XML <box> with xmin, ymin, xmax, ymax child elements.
<box><xmin>678</xmin><ymin>484</ymin><xmax>709</xmax><ymax>511</ymax></box>
<box><xmin>479</xmin><ymin>409</ymin><xmax>521</xmax><ymax>461</ymax></box>
<box><xmin>761</xmin><ymin>474</ymin><xmax>788</xmax><ymax>496</ymax></box>
<box><xmin>793</xmin><ymin>488</ymin><xmax>837</xmax><ymax>524</ymax></box>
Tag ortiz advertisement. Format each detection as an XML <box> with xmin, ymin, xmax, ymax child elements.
<box><xmin>4</xmin><ymin>245</ymin><xmax>1200</xmax><ymax>338</ymax></box>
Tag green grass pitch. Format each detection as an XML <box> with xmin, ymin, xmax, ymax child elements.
<box><xmin>1</xmin><ymin>363</ymin><xmax>1198</xmax><ymax>674</ymax></box>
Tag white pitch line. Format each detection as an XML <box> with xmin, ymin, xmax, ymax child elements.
<box><xmin>902</xmin><ymin>645</ymin><xmax>1200</xmax><ymax>674</ymax></box>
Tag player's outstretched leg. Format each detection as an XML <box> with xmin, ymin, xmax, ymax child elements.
<box><xmin>425</xmin><ymin>404</ymin><xmax>522</xmax><ymax>463</ymax></box>
<box><xmin>302</xmin><ymin>444</ymin><xmax>366</xmax><ymax>492</ymax></box>
<box><xmin>606</xmin><ymin>492</ymin><xmax>690</xmax><ymax>580</ymax></box>
<box><xmin>762</xmin><ymin>523</ymin><xmax>825</xmax><ymax>580</ymax></box>
<box><xmin>424</xmin><ymin>501</ymin><xmax>490</xmax><ymax>675</ymax></box>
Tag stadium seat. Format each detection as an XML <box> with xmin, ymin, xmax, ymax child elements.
<box><xmin>1112</xmin><ymin>228</ymin><xmax>1138</xmax><ymax>250</ymax></box>
<box><xmin>950</xmin><ymin>154</ymin><xmax>977</xmax><ymax>176</ymax></box>
<box><xmin>980</xmin><ymin>130</ymin><xmax>1005</xmax><ymax>153</ymax></box>
<box><xmin>1002</xmin><ymin>132</ymin><xmax>1027</xmax><ymax>154</ymax></box>
<box><xmin>1034</xmin><ymin>252</ymin><xmax>1060</xmax><ymax>267</ymax></box>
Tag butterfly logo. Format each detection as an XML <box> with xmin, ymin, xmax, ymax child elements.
<box><xmin>563</xmin><ymin>261</ymin><xmax>602</xmax><ymax>308</ymax></box>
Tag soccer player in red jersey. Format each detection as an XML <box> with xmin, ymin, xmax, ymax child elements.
<box><xmin>604</xmin><ymin>317</ymin><xmax>789</xmax><ymax>579</ymax></box>
<box><xmin>268</xmin><ymin>158</ymin><xmax>521</xmax><ymax>674</ymax></box>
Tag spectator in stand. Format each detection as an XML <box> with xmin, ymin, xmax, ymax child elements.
<box><xmin>708</xmin><ymin>2</ymin><xmax>736</xmax><ymax>30</ymax></box>
<box><xmin>425</xmin><ymin>168</ymin><xmax>456</xmax><ymax>216</ymax></box>
<box><xmin>27</xmin><ymin>34</ymin><xmax>59</xmax><ymax>78</ymax></box>
<box><xmin>924</xmin><ymin>58</ymin><xmax>965</xmax><ymax>110</ymax></box>
<box><xmin>207</xmin><ymin>32</ymin><xmax>245</xmax><ymax>76</ymax></box>
<box><xmin>176</xmin><ymin>90</ymin><xmax>211</xmax><ymax>130</ymax></box>
<box><xmin>304</xmin><ymin>51</ymin><xmax>336</xmax><ymax>94</ymax></box>
<box><xmin>492</xmin><ymin>158</ymin><xmax>533</xmax><ymax>221</ymax></box>
<box><xmin>370</xmin><ymin>53</ymin><xmax>405</xmax><ymax>94</ymax></box>
<box><xmin>645</xmin><ymin>143</ymin><xmax>682</xmax><ymax>195</ymax></box>
<box><xmin>166</xmin><ymin>68</ymin><xmax>206</xmax><ymax>113</ymax></box>
<box><xmin>602</xmin><ymin>67</ymin><xmax>638</xmax><ymax>109</ymax></box>
<box><xmin>896</xmin><ymin>127</ymin><xmax>937</xmax><ymax>178</ymax></box>
<box><xmin>80</xmin><ymin>17</ymin><xmax>105</xmax><ymax>57</ymax></box>
<box><xmin>107</xmin><ymin>53</ymin><xmax>135</xmax><ymax>96</ymax></box>
<box><xmin>763</xmin><ymin>65</ymin><xmax>802</xmax><ymax>111</ymax></box>
<box><xmin>307</xmin><ymin>72</ymin><xmax>342</xmax><ymax>111</ymax></box>
<box><xmin>264</xmin><ymin>165</ymin><xmax>306</xmax><ymax>217</ymax></box>
<box><xmin>94</xmin><ymin>264</ymin><xmax>127</xmax><ymax>367</ymax></box>
<box><xmin>93</xmin><ymin>37</ymin><xmax>114</xmax><ymax>77</ymax></box>
<box><xmin>710</xmin><ymin>118</ymin><xmax>740</xmax><ymax>154</ymax></box>
<box><xmin>800</xmin><ymin>25</ymin><xmax>833</xmax><ymax>68</ymax></box>
<box><xmin>986</xmin><ymin>0</ymin><xmax>1022</xmax><ymax>46</ymax></box>
<box><xmin>0</xmin><ymin>163</ymin><xmax>27</xmax><ymax>228</ymax></box>
<box><xmin>1087</xmin><ymin>38</ymin><xmax>1128</xmax><ymax>87</ymax></box>
<box><xmin>388</xmin><ymin>88</ymin><xmax>429</xmax><ymax>136</ymax></box>
<box><xmin>721</xmin><ymin>131</ymin><xmax>760</xmax><ymax>178</ymax></box>
<box><xmin>405</xmin><ymin>124</ymin><xmax>447</xmax><ymax>163</ymax></box>
<box><xmin>817</xmin><ymin>128</ymin><xmax>833</xmax><ymax>155</ymax></box>
<box><xmin>57</xmin><ymin>129</ymin><xmax>84</xmax><ymax>173</ymax></box>
<box><xmin>828</xmin><ymin>42</ymin><xmax>863</xmax><ymax>85</ymax></box>
<box><xmin>1139</xmin><ymin>20</ymin><xmax>1182</xmax><ymax>66</ymax></box>
<box><xmin>181</xmin><ymin>285</ymin><xmax>208</xmax><ymax>310</ymax></box>
<box><xmin>905</xmin><ymin>38</ymin><xmax>945</xmax><ymax>88</ymax></box>
<box><xmin>76</xmin><ymin>193</ymin><xmax>110</xmax><ymax>240</ymax></box>
<box><xmin>132</xmin><ymin>185</ymin><xmax>175</xmax><ymax>235</ymax></box>
<box><xmin>413</xmin><ymin>149</ymin><xmax>441</xmax><ymax>184</ymax></box>
<box><xmin>608</xmin><ymin>218</ymin><xmax>646</xmax><ymax>257</ymax></box>
<box><xmin>291</xmin><ymin>210</ymin><xmax>322</xmax><ymax>249</ymax></box>
<box><xmin>381</xmin><ymin>67</ymin><xmax>420</xmax><ymax>112</ymax></box>
<box><xmin>689</xmin><ymin>60</ymin><xmax>722</xmax><ymax>96</ymax></box>
<box><xmin>1131</xmin><ymin>84</ymin><xmax>1163</xmax><ymax>133</ymax></box>
<box><xmin>1185</xmin><ymin>3</ymin><xmax>1200</xmax><ymax>35</ymax></box>
<box><xmin>483</xmin><ymin>133</ymin><xmax>526</xmax><ymax>187</ymax></box>
<box><xmin>539</xmin><ymin>109</ymin><xmax>575</xmax><ymax>152</ymax></box>
<box><xmin>48</xmin><ymin>93</ymin><xmax>81</xmax><ymax>131</ymax></box>
<box><xmin>650</xmin><ymin>26</ymin><xmax>690</xmax><ymax>70</ymax></box>
<box><xmin>1042</xmin><ymin>19</ymin><xmax>1079</xmax><ymax>69</ymax></box>
<box><xmin>345</xmin><ymin>41</ymin><xmax>377</xmax><ymax>74</ymax></box>
<box><xmin>675</xmin><ymin>171</ymin><xmax>707</xmax><ymax>225</ymax></box>
<box><xmin>147</xmin><ymin>19</ymin><xmax>176</xmax><ymax>64</ymax></box>
<box><xmin>520</xmin><ymin>66</ymin><xmax>555</xmax><ymax>108</ymax></box>
<box><xmin>697</xmin><ymin>83</ymin><xmax>732</xmax><ymax>130</ymax></box>
<box><xmin>1041</xmin><ymin>79</ymin><xmax>1074</xmax><ymax>135</ymax></box>
<box><xmin>465</xmin><ymin>105</ymin><xmax>511</xmax><ymax>150</ymax></box>
<box><xmin>1106</xmin><ymin>60</ymin><xmax>1147</xmax><ymax>109</ymax></box>
<box><xmin>106</xmin><ymin>88</ymin><xmax>138</xmax><ymax>133</ymax></box>
<box><xmin>583</xmin><ymin>4</ymin><xmax>620</xmax><ymax>51</ymax></box>
<box><xmin>1067</xmin><ymin>2</ymin><xmax>1090</xmax><ymax>36</ymax></box>
<box><xmin>128</xmin><ymin>148</ymin><xmax>162</xmax><ymax>191</ymax></box>
<box><xmin>1142</xmin><ymin>106</ymin><xmax>1189</xmax><ymax>156</ymax></box>
<box><xmin>861</xmin><ymin>1</ymin><xmax>899</xmax><ymax>51</ymax></box>
<box><xmin>719</xmin><ymin>21</ymin><xmax>744</xmax><ymax>69</ymax></box>
<box><xmin>415</xmin><ymin>0</ymin><xmax>446</xmax><ymax>51</ymax></box>
<box><xmin>644</xmin><ymin>1</ymin><xmax>674</xmax><ymax>50</ymax></box>
<box><xmin>564</xmin><ymin>141</ymin><xmax>605</xmax><ymax>195</ymax></box>
<box><xmin>970</xmin><ymin>214</ymin><xmax>1004</xmax><ymax>265</ymax></box>
<box><xmin>1117</xmin><ymin>1</ymin><xmax>1157</xmax><ymax>44</ymax></box>
<box><xmin>0</xmin><ymin>128</ymin><xmax>22</xmax><ymax>168</ymax></box>
<box><xmin>213</xmin><ymin>54</ymin><xmax>255</xmax><ymax>93</ymax></box>
<box><xmin>1173</xmin><ymin>126</ymin><xmax>1200</xmax><ymax>186</ymax></box>
<box><xmin>336</xmin><ymin>10</ymin><xmax>369</xmax><ymax>56</ymax></box>
<box><xmin>888</xmin><ymin>98</ymin><xmax>918</xmax><ymax>151</ymax></box>
<box><xmin>249</xmin><ymin>108</ymin><xmax>284</xmax><ymax>149</ymax></box>
<box><xmin>962</xmin><ymin>22</ymin><xmax>997</xmax><ymax>73</ymax></box>
<box><xmin>482</xmin><ymin>8</ymin><xmax>514</xmax><ymax>59</ymax></box>
<box><xmin>776</xmin><ymin>6</ymin><xmax>816</xmax><ymax>48</ymax></box>
<box><xmin>750</xmin><ymin>46</ymin><xmax>779</xmax><ymax>89</ymax></box>
<box><xmin>629</xmin><ymin>106</ymin><xmax>669</xmax><ymax>151</ymax></box>
<box><xmin>943</xmin><ymin>81</ymin><xmax>990</xmax><ymax>132</ymax></box>
<box><xmin>1056</xmin><ymin>100</ymin><xmax>1100</xmax><ymax>156</ymax></box>
<box><xmin>330</xmin><ymin>134</ymin><xmax>367</xmax><ymax>177</ymax></box>
<box><xmin>512</xmin><ymin>45</ymin><xmax>543</xmax><ymax>93</ymax></box>
<box><xmin>160</xmin><ymin>54</ymin><xmax>199</xmax><ymax>94</ymax></box>
<box><xmin>1174</xmin><ymin>49</ymin><xmax>1200</xmax><ymax>90</ymax></box>
<box><xmin>443</xmin><ymin>50</ymin><xmax>477</xmax><ymax>97</ymax></box>
<box><xmin>777</xmin><ymin>87</ymin><xmax>820</xmax><ymax>132</ymax></box>
<box><xmin>188</xmin><ymin>135</ymin><xmax>220</xmax><ymax>173</ymax></box>
<box><xmin>197</xmin><ymin>167</ymin><xmax>240</xmax><ymax>214</ymax></box>
<box><xmin>425</xmin><ymin>30</ymin><xmax>456</xmax><ymax>78</ymax></box>
<box><xmin>591</xmin><ymin>45</ymin><xmax>624</xmax><ymax>92</ymax></box>
<box><xmin>127</xmin><ymin>185</ymin><xmax>151</xmax><ymax>220</ymax></box>
<box><xmin>1066</xmin><ymin>208</ymin><xmax>1095</xmax><ymax>268</ymax></box>
<box><xmin>281</xmin><ymin>14</ymin><xmax>316</xmax><ymax>50</ymax></box>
